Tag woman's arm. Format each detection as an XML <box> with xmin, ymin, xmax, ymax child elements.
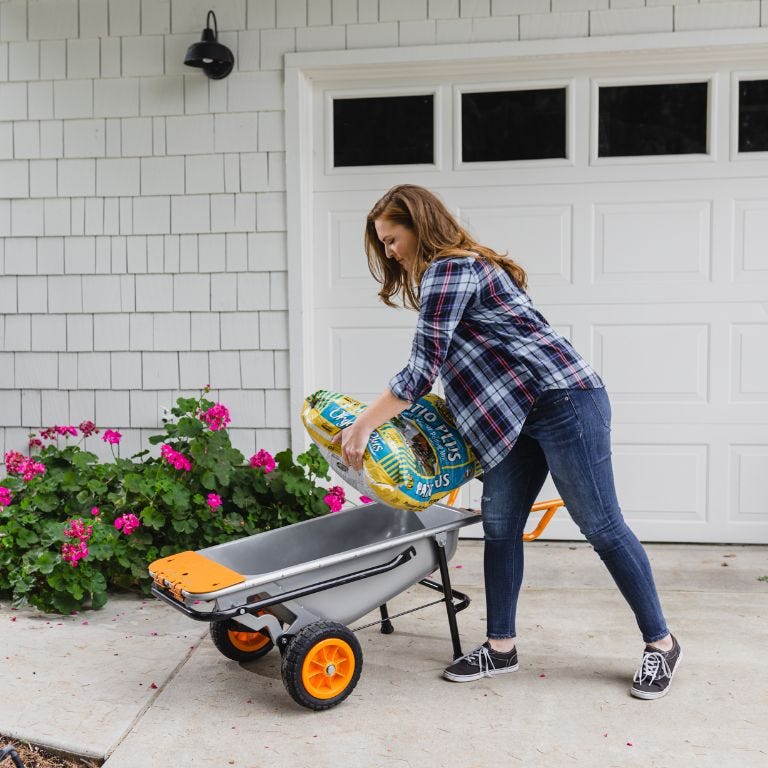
<box><xmin>331</xmin><ymin>388</ymin><xmax>410</xmax><ymax>471</ymax></box>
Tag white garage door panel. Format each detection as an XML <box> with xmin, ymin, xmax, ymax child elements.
<box><xmin>459</xmin><ymin>205</ymin><xmax>573</xmax><ymax>285</ymax></box>
<box><xmin>734</xmin><ymin>200</ymin><xmax>768</xmax><ymax>281</ymax></box>
<box><xmin>313</xmin><ymin>203</ymin><xmax>375</xmax><ymax>307</ymax></box>
<box><xmin>332</xmin><ymin>326</ymin><xmax>415</xmax><ymax>399</ymax></box>
<box><xmin>593</xmin><ymin>324</ymin><xmax>709</xmax><ymax>401</ymax></box>
<box><xmin>613</xmin><ymin>444</ymin><xmax>709</xmax><ymax>522</ymax></box>
<box><xmin>594</xmin><ymin>201</ymin><xmax>711</xmax><ymax>282</ymax></box>
<box><xmin>731</xmin><ymin>446</ymin><xmax>768</xmax><ymax>523</ymax></box>
<box><xmin>732</xmin><ymin>324</ymin><xmax>768</xmax><ymax>400</ymax></box>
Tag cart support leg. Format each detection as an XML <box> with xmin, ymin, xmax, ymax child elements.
<box><xmin>379</xmin><ymin>604</ymin><xmax>395</xmax><ymax>634</ymax></box>
<box><xmin>435</xmin><ymin>537</ymin><xmax>464</xmax><ymax>660</ymax></box>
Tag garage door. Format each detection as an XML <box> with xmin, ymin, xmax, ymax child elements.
<box><xmin>293</xmin><ymin>47</ymin><xmax>768</xmax><ymax>544</ymax></box>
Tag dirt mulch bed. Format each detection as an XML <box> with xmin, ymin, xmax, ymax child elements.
<box><xmin>0</xmin><ymin>738</ymin><xmax>101</xmax><ymax>768</ymax></box>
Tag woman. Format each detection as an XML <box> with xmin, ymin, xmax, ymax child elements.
<box><xmin>333</xmin><ymin>184</ymin><xmax>681</xmax><ymax>700</ymax></box>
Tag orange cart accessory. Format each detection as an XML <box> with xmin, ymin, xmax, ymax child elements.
<box><xmin>523</xmin><ymin>499</ymin><xmax>565</xmax><ymax>541</ymax></box>
<box><xmin>149</xmin><ymin>550</ymin><xmax>245</xmax><ymax>601</ymax></box>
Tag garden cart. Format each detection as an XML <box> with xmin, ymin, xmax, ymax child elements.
<box><xmin>148</xmin><ymin>495</ymin><xmax>564</xmax><ymax>710</ymax></box>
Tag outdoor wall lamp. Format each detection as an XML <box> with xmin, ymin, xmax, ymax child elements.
<box><xmin>184</xmin><ymin>10</ymin><xmax>234</xmax><ymax>80</ymax></box>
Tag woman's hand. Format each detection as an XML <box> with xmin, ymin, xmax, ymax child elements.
<box><xmin>330</xmin><ymin>421</ymin><xmax>373</xmax><ymax>472</ymax></box>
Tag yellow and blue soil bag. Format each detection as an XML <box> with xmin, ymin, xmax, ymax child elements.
<box><xmin>302</xmin><ymin>389</ymin><xmax>480</xmax><ymax>511</ymax></box>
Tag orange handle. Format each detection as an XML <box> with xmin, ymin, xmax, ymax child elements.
<box><xmin>442</xmin><ymin>491</ymin><xmax>563</xmax><ymax>541</ymax></box>
<box><xmin>523</xmin><ymin>499</ymin><xmax>564</xmax><ymax>541</ymax></box>
<box><xmin>444</xmin><ymin>488</ymin><xmax>461</xmax><ymax>506</ymax></box>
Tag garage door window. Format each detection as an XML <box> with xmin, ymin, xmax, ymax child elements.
<box><xmin>461</xmin><ymin>88</ymin><xmax>567</xmax><ymax>162</ymax></box>
<box><xmin>738</xmin><ymin>79</ymin><xmax>768</xmax><ymax>153</ymax></box>
<box><xmin>598</xmin><ymin>82</ymin><xmax>708</xmax><ymax>157</ymax></box>
<box><xmin>332</xmin><ymin>94</ymin><xmax>434</xmax><ymax>167</ymax></box>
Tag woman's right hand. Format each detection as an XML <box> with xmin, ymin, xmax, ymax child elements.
<box><xmin>330</xmin><ymin>421</ymin><xmax>374</xmax><ymax>472</ymax></box>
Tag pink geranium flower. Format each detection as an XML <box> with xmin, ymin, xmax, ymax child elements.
<box><xmin>4</xmin><ymin>452</ymin><xmax>46</xmax><ymax>481</ymax></box>
<box><xmin>0</xmin><ymin>487</ymin><xmax>12</xmax><ymax>507</ymax></box>
<box><xmin>206</xmin><ymin>493</ymin><xmax>222</xmax><ymax>510</ymax></box>
<box><xmin>62</xmin><ymin>540</ymin><xmax>89</xmax><ymax>567</ymax></box>
<box><xmin>323</xmin><ymin>485</ymin><xmax>345</xmax><ymax>513</ymax></box>
<box><xmin>62</xmin><ymin>517</ymin><xmax>93</xmax><ymax>567</ymax></box>
<box><xmin>21</xmin><ymin>459</ymin><xmax>46</xmax><ymax>481</ymax></box>
<box><xmin>114</xmin><ymin>513</ymin><xmax>141</xmax><ymax>535</ymax></box>
<box><xmin>201</xmin><ymin>403</ymin><xmax>231</xmax><ymax>432</ymax></box>
<box><xmin>4</xmin><ymin>451</ymin><xmax>24</xmax><ymax>474</ymax></box>
<box><xmin>249</xmin><ymin>449</ymin><xmax>276</xmax><ymax>474</ymax></box>
<box><xmin>102</xmin><ymin>429</ymin><xmax>122</xmax><ymax>445</ymax></box>
<box><xmin>160</xmin><ymin>444</ymin><xmax>192</xmax><ymax>472</ymax></box>
<box><xmin>79</xmin><ymin>420</ymin><xmax>98</xmax><ymax>437</ymax></box>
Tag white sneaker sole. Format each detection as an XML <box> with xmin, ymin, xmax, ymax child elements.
<box><xmin>443</xmin><ymin>662</ymin><xmax>519</xmax><ymax>683</ymax></box>
<box><xmin>630</xmin><ymin>647</ymin><xmax>683</xmax><ymax>700</ymax></box>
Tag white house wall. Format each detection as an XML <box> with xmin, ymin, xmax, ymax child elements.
<box><xmin>0</xmin><ymin>1</ymin><xmax>767</xmax><ymax>537</ymax></box>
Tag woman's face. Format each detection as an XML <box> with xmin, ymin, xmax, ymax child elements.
<box><xmin>374</xmin><ymin>218</ymin><xmax>418</xmax><ymax>274</ymax></box>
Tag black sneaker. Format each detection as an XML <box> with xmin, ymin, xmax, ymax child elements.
<box><xmin>443</xmin><ymin>641</ymin><xmax>519</xmax><ymax>682</ymax></box>
<box><xmin>630</xmin><ymin>635</ymin><xmax>682</xmax><ymax>700</ymax></box>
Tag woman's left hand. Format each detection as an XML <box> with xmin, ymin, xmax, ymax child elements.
<box><xmin>330</xmin><ymin>421</ymin><xmax>373</xmax><ymax>472</ymax></box>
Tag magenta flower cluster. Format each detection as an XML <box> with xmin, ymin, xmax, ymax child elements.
<box><xmin>4</xmin><ymin>451</ymin><xmax>46</xmax><ymax>482</ymax></box>
<box><xmin>35</xmin><ymin>421</ymin><xmax>99</xmax><ymax>446</ymax></box>
<box><xmin>201</xmin><ymin>403</ymin><xmax>231</xmax><ymax>432</ymax></box>
<box><xmin>0</xmin><ymin>487</ymin><xmax>12</xmax><ymax>507</ymax></box>
<box><xmin>206</xmin><ymin>493</ymin><xmax>222</xmax><ymax>510</ymax></box>
<box><xmin>249</xmin><ymin>449</ymin><xmax>276</xmax><ymax>473</ymax></box>
<box><xmin>114</xmin><ymin>513</ymin><xmax>140</xmax><ymax>535</ymax></box>
<box><xmin>101</xmin><ymin>429</ymin><xmax>122</xmax><ymax>445</ymax></box>
<box><xmin>323</xmin><ymin>486</ymin><xmax>345</xmax><ymax>513</ymax></box>
<box><xmin>160</xmin><ymin>444</ymin><xmax>192</xmax><ymax>472</ymax></box>
<box><xmin>62</xmin><ymin>518</ymin><xmax>93</xmax><ymax>567</ymax></box>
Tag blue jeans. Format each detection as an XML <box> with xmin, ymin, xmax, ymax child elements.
<box><xmin>481</xmin><ymin>387</ymin><xmax>670</xmax><ymax>644</ymax></box>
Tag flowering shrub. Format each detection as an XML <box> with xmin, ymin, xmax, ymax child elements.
<box><xmin>0</xmin><ymin>388</ymin><xmax>337</xmax><ymax>614</ymax></box>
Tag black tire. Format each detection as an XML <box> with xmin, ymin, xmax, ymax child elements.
<box><xmin>209</xmin><ymin>618</ymin><xmax>274</xmax><ymax>663</ymax></box>
<box><xmin>280</xmin><ymin>620</ymin><xmax>363</xmax><ymax>710</ymax></box>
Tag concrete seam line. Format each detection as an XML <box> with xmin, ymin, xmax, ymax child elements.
<box><xmin>103</xmin><ymin>628</ymin><xmax>208</xmax><ymax>762</ymax></box>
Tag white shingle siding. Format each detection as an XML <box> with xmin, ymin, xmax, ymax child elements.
<box><xmin>675</xmin><ymin>1</ymin><xmax>761</xmax><ymax>30</ymax></box>
<box><xmin>1</xmin><ymin>0</ymin><xmax>765</xmax><ymax>454</ymax></box>
<box><xmin>591</xmin><ymin>5</ymin><xmax>673</xmax><ymax>34</ymax></box>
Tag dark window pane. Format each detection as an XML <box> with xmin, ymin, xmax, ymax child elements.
<box><xmin>739</xmin><ymin>80</ymin><xmax>768</xmax><ymax>153</ymax></box>
<box><xmin>333</xmin><ymin>95</ymin><xmax>434</xmax><ymax>167</ymax></box>
<box><xmin>598</xmin><ymin>82</ymin><xmax>708</xmax><ymax>157</ymax></box>
<box><xmin>461</xmin><ymin>88</ymin><xmax>566</xmax><ymax>162</ymax></box>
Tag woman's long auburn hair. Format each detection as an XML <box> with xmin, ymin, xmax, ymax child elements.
<box><xmin>364</xmin><ymin>184</ymin><xmax>527</xmax><ymax>309</ymax></box>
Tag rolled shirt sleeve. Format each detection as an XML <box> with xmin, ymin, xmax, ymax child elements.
<box><xmin>389</xmin><ymin>257</ymin><xmax>478</xmax><ymax>403</ymax></box>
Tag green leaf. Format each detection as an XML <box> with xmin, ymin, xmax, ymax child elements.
<box><xmin>177</xmin><ymin>417</ymin><xmax>204</xmax><ymax>438</ymax></box>
<box><xmin>35</xmin><ymin>551</ymin><xmax>58</xmax><ymax>574</ymax></box>
<box><xmin>172</xmin><ymin>517</ymin><xmax>198</xmax><ymax>534</ymax></box>
<box><xmin>141</xmin><ymin>506</ymin><xmax>166</xmax><ymax>530</ymax></box>
<box><xmin>31</xmin><ymin>494</ymin><xmax>59</xmax><ymax>513</ymax></box>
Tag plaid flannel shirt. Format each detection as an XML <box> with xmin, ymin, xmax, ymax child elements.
<box><xmin>389</xmin><ymin>256</ymin><xmax>604</xmax><ymax>472</ymax></box>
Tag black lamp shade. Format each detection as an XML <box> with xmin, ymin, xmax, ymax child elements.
<box><xmin>184</xmin><ymin>11</ymin><xmax>234</xmax><ymax>80</ymax></box>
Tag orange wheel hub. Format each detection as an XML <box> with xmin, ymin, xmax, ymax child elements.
<box><xmin>301</xmin><ymin>638</ymin><xmax>356</xmax><ymax>699</ymax></box>
<box><xmin>227</xmin><ymin>627</ymin><xmax>271</xmax><ymax>653</ymax></box>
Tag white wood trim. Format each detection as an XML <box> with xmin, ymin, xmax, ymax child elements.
<box><xmin>286</xmin><ymin>29</ymin><xmax>768</xmax><ymax>80</ymax></box>
<box><xmin>285</xmin><ymin>66</ymin><xmax>315</xmax><ymax>457</ymax></box>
